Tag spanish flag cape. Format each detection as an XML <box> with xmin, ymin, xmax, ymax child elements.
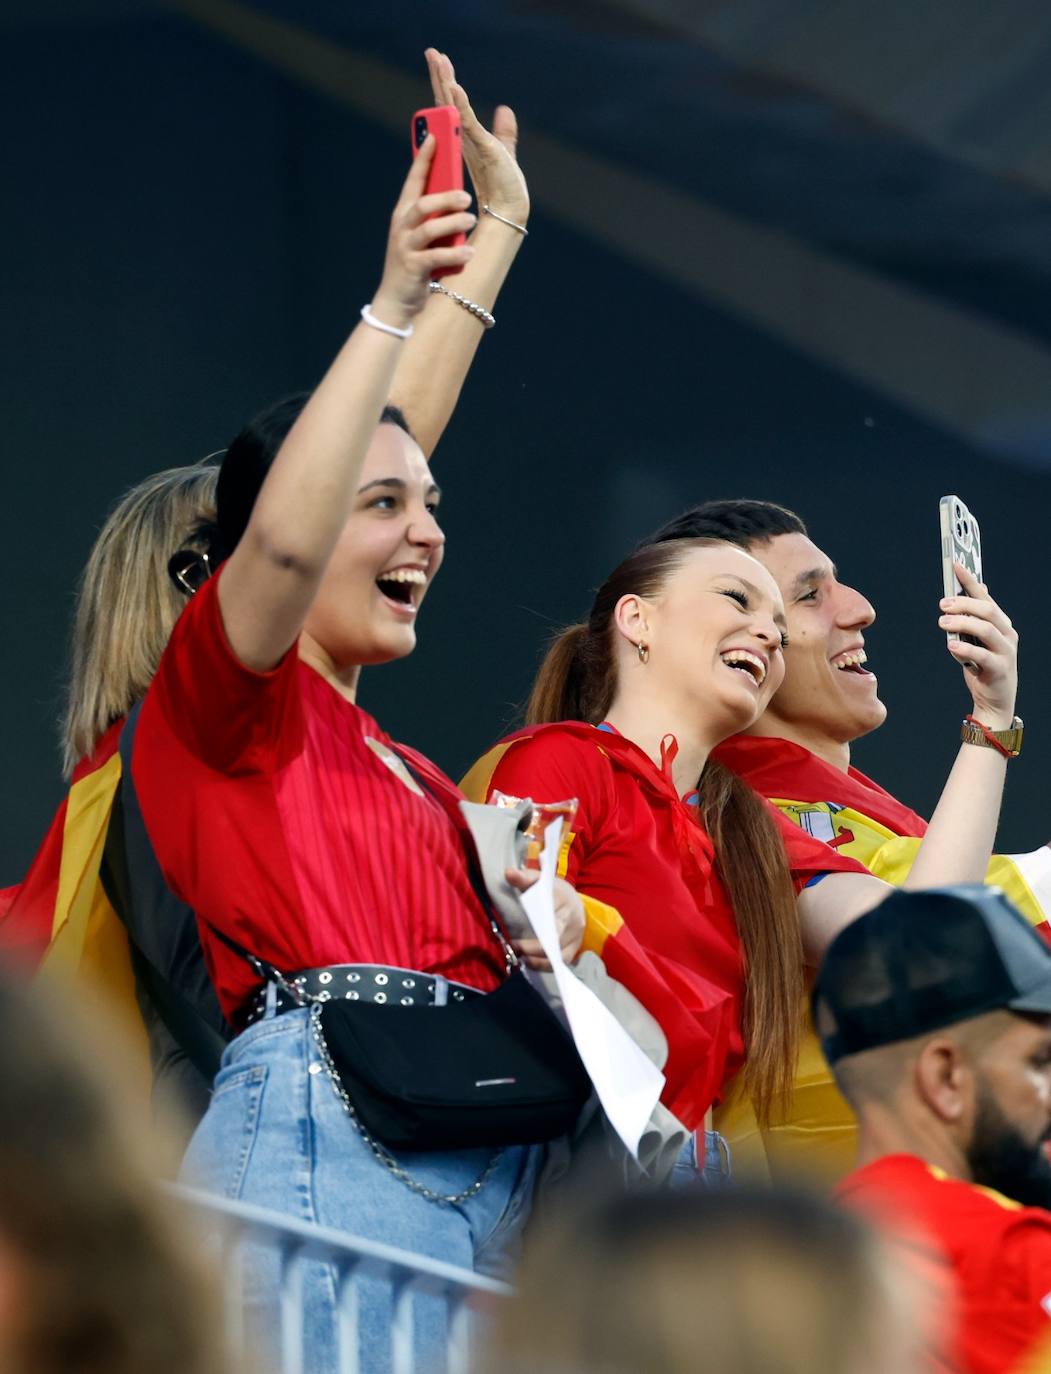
<box><xmin>462</xmin><ymin>722</ymin><xmax>736</xmax><ymax>1133</ymax></box>
<box><xmin>710</xmin><ymin>732</ymin><xmax>1051</xmax><ymax>1184</ymax></box>
<box><xmin>0</xmin><ymin>721</ymin><xmax>150</xmax><ymax>1087</ymax></box>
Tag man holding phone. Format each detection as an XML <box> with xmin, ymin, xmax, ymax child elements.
<box><xmin>649</xmin><ymin>497</ymin><xmax>1042</xmax><ymax>1181</ymax></box>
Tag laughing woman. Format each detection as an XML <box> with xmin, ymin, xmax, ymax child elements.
<box><xmin>463</xmin><ymin>534</ymin><xmax>1018</xmax><ymax>1158</ymax></box>
<box><xmin>128</xmin><ymin>141</ymin><xmax>584</xmax><ymax>1371</ymax></box>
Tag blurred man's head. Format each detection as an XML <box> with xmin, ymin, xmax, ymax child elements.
<box><xmin>486</xmin><ymin>1183</ymin><xmax>924</xmax><ymax>1374</ymax></box>
<box><xmin>652</xmin><ymin>501</ymin><xmax>885</xmax><ymax>753</ymax></box>
<box><xmin>815</xmin><ymin>886</ymin><xmax>1051</xmax><ymax>1206</ymax></box>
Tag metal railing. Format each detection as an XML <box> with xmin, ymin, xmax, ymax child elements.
<box><xmin>168</xmin><ymin>1184</ymin><xmax>511</xmax><ymax>1374</ymax></box>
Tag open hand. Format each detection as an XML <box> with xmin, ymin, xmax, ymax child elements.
<box><xmin>370</xmin><ymin>137</ymin><xmax>477</xmax><ymax>327</ymax></box>
<box><xmin>939</xmin><ymin>562</ymin><xmax>1018</xmax><ymax>728</ymax></box>
<box><xmin>503</xmin><ymin>867</ymin><xmax>585</xmax><ymax>970</ymax></box>
<box><xmin>425</xmin><ymin>47</ymin><xmax>529</xmax><ymax>226</ymax></box>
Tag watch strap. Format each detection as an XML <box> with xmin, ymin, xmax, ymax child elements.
<box><xmin>961</xmin><ymin>714</ymin><xmax>1024</xmax><ymax>758</ymax></box>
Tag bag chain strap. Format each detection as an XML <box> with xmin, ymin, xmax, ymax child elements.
<box><xmin>236</xmin><ymin>950</ymin><xmax>505</xmax><ymax>1206</ymax></box>
<box><xmin>214</xmin><ymin>746</ymin><xmax>521</xmax><ymax>1206</ymax></box>
<box><xmin>307</xmin><ymin>1003</ymin><xmax>503</xmax><ymax>1206</ymax></box>
<box><xmin>392</xmin><ymin>747</ymin><xmax>521</xmax><ymax>974</ymax></box>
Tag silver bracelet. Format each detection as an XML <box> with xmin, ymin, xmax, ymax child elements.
<box><xmin>428</xmin><ymin>280</ymin><xmax>496</xmax><ymax>330</ymax></box>
<box><xmin>483</xmin><ymin>204</ymin><xmax>529</xmax><ymax>237</ymax></box>
<box><xmin>359</xmin><ymin>303</ymin><xmax>414</xmax><ymax>339</ymax></box>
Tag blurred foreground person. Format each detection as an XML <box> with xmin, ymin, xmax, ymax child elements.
<box><xmin>819</xmin><ymin>886</ymin><xmax>1051</xmax><ymax>1374</ymax></box>
<box><xmin>484</xmin><ymin>1184</ymin><xmax>923</xmax><ymax>1374</ymax></box>
<box><xmin>0</xmin><ymin>966</ymin><xmax>227</xmax><ymax>1374</ymax></box>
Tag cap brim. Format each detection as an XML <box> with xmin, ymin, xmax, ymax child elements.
<box><xmin>1007</xmin><ymin>974</ymin><xmax>1051</xmax><ymax>1016</ymax></box>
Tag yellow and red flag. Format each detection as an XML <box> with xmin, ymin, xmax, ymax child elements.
<box><xmin>712</xmin><ymin>733</ymin><xmax>1051</xmax><ymax>1183</ymax></box>
<box><xmin>0</xmin><ymin>721</ymin><xmax>149</xmax><ymax>1084</ymax></box>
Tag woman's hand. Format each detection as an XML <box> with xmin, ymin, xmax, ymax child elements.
<box><xmin>503</xmin><ymin>867</ymin><xmax>585</xmax><ymax>970</ymax></box>
<box><xmin>425</xmin><ymin>48</ymin><xmax>529</xmax><ymax>227</ymax></box>
<box><xmin>371</xmin><ymin>137</ymin><xmax>477</xmax><ymax>327</ymax></box>
<box><xmin>939</xmin><ymin>563</ymin><xmax>1019</xmax><ymax>728</ymax></box>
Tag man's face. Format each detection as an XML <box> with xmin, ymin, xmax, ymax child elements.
<box><xmin>746</xmin><ymin>532</ymin><xmax>887</xmax><ymax>747</ymax></box>
<box><xmin>967</xmin><ymin>1015</ymin><xmax>1051</xmax><ymax>1208</ymax></box>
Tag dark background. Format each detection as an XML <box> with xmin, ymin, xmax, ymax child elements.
<box><xmin>5</xmin><ymin>0</ymin><xmax>1051</xmax><ymax>879</ymax></box>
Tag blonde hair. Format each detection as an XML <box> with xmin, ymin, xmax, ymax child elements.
<box><xmin>62</xmin><ymin>462</ymin><xmax>218</xmax><ymax>775</ymax></box>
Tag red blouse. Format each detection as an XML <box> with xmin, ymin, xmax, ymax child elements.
<box><xmin>473</xmin><ymin>722</ymin><xmax>865</xmax><ymax>1120</ymax></box>
<box><xmin>133</xmin><ymin>572</ymin><xmax>505</xmax><ymax>1022</ymax></box>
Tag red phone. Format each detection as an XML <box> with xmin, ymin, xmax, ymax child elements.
<box><xmin>411</xmin><ymin>105</ymin><xmax>465</xmax><ymax>278</ymax></box>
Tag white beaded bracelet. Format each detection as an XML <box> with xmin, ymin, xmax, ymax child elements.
<box><xmin>428</xmin><ymin>280</ymin><xmax>496</xmax><ymax>329</ymax></box>
<box><xmin>360</xmin><ymin>303</ymin><xmax>414</xmax><ymax>339</ymax></box>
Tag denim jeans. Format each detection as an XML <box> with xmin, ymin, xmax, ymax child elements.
<box><xmin>181</xmin><ymin>1003</ymin><xmax>542</xmax><ymax>1373</ymax></box>
<box><xmin>669</xmin><ymin>1129</ymin><xmax>733</xmax><ymax>1189</ymax></box>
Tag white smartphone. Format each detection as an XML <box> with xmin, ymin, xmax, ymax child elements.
<box><xmin>939</xmin><ymin>494</ymin><xmax>983</xmax><ymax>649</ymax></box>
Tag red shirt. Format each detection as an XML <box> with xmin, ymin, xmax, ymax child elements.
<box><xmin>477</xmin><ymin>723</ymin><xmax>864</xmax><ymax>1100</ymax></box>
<box><xmin>133</xmin><ymin>572</ymin><xmax>505</xmax><ymax>1022</ymax></box>
<box><xmin>838</xmin><ymin>1154</ymin><xmax>1051</xmax><ymax>1374</ymax></box>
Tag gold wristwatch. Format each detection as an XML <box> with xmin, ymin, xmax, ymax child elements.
<box><xmin>960</xmin><ymin>715</ymin><xmax>1024</xmax><ymax>757</ymax></box>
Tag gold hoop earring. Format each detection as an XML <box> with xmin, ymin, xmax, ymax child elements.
<box><xmin>637</xmin><ymin>642</ymin><xmax>649</xmax><ymax>664</ymax></box>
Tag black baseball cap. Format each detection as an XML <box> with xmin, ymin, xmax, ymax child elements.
<box><xmin>813</xmin><ymin>885</ymin><xmax>1051</xmax><ymax>1066</ymax></box>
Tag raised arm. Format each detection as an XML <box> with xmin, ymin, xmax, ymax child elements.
<box><xmin>218</xmin><ymin>142</ymin><xmax>475</xmax><ymax>671</ymax></box>
<box><xmin>798</xmin><ymin>563</ymin><xmax>1019</xmax><ymax>958</ymax></box>
<box><xmin>389</xmin><ymin>49</ymin><xmax>530</xmax><ymax>458</ymax></box>
<box><xmin>902</xmin><ymin>562</ymin><xmax>1017</xmax><ymax>886</ymax></box>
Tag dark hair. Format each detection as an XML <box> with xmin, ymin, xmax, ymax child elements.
<box><xmin>215</xmin><ymin>391</ymin><xmax>413</xmax><ymax>558</ymax></box>
<box><xmin>649</xmin><ymin>498</ymin><xmax>807</xmax><ymax>551</ymax></box>
<box><xmin>526</xmin><ymin>539</ymin><xmax>802</xmax><ymax>1121</ymax></box>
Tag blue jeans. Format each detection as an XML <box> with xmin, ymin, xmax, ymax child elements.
<box><xmin>181</xmin><ymin>1003</ymin><xmax>542</xmax><ymax>1373</ymax></box>
<box><xmin>670</xmin><ymin>1129</ymin><xmax>732</xmax><ymax>1189</ymax></box>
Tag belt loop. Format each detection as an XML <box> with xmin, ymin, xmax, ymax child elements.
<box><xmin>264</xmin><ymin>980</ymin><xmax>279</xmax><ymax>1019</ymax></box>
<box><xmin>432</xmin><ymin>974</ymin><xmax>449</xmax><ymax>1007</ymax></box>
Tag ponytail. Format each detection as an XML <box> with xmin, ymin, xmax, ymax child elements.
<box><xmin>526</xmin><ymin>624</ymin><xmax>606</xmax><ymax>725</ymax></box>
<box><xmin>700</xmin><ymin>761</ymin><xmax>803</xmax><ymax>1121</ymax></box>
<box><xmin>524</xmin><ymin>536</ymin><xmax>804</xmax><ymax>1123</ymax></box>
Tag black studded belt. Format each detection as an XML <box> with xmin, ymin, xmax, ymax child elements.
<box><xmin>242</xmin><ymin>963</ymin><xmax>484</xmax><ymax>1027</ymax></box>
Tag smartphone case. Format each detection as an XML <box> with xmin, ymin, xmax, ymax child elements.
<box><xmin>411</xmin><ymin>106</ymin><xmax>465</xmax><ymax>278</ymax></box>
<box><xmin>939</xmin><ymin>495</ymin><xmax>983</xmax><ymax>647</ymax></box>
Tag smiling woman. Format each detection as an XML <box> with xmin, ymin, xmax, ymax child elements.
<box><xmin>462</xmin><ymin>515</ymin><xmax>1018</xmax><ymax>1162</ymax></box>
<box><xmin>462</xmin><ymin>537</ymin><xmax>869</xmax><ymax>1131</ymax></box>
<box><xmin>122</xmin><ymin>113</ymin><xmax>587</xmax><ymax>1374</ymax></box>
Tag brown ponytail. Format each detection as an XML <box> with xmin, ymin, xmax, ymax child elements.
<box><xmin>526</xmin><ymin>538</ymin><xmax>802</xmax><ymax>1121</ymax></box>
<box><xmin>699</xmin><ymin>761</ymin><xmax>803</xmax><ymax>1121</ymax></box>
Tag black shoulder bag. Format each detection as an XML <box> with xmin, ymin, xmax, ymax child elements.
<box><xmin>217</xmin><ymin>758</ymin><xmax>591</xmax><ymax>1154</ymax></box>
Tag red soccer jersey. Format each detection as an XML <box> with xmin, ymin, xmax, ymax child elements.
<box><xmin>838</xmin><ymin>1154</ymin><xmax>1051</xmax><ymax>1374</ymax></box>
<box><xmin>466</xmin><ymin>722</ymin><xmax>865</xmax><ymax>1120</ymax></box>
<box><xmin>133</xmin><ymin>571</ymin><xmax>505</xmax><ymax>1023</ymax></box>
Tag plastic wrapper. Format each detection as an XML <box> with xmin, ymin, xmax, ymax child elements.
<box><xmin>490</xmin><ymin>790</ymin><xmax>579</xmax><ymax>870</ymax></box>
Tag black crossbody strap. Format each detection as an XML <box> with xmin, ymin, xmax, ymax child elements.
<box><xmin>389</xmin><ymin>747</ymin><xmax>519</xmax><ymax>970</ymax></box>
<box><xmin>201</xmin><ymin>745</ymin><xmax>521</xmax><ymax>1001</ymax></box>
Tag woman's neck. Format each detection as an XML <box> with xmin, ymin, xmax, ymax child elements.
<box><xmin>297</xmin><ymin>634</ymin><xmax>361</xmax><ymax>703</ymax></box>
<box><xmin>603</xmin><ymin>696</ymin><xmax>715</xmax><ymax>797</ymax></box>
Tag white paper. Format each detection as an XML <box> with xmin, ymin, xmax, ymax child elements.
<box><xmin>519</xmin><ymin>819</ymin><xmax>665</xmax><ymax>1159</ymax></box>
